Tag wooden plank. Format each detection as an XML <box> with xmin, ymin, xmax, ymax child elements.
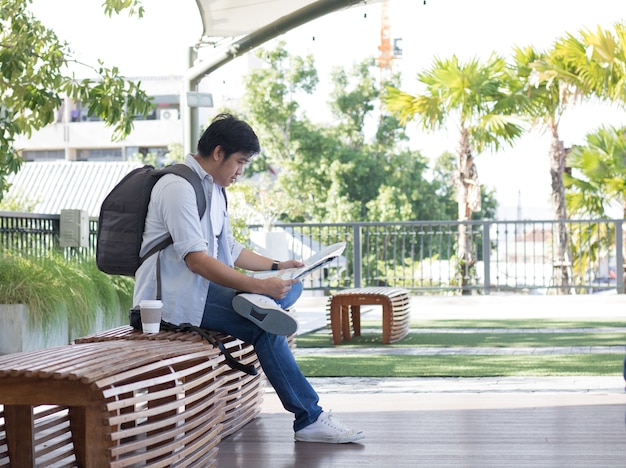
<box><xmin>217</xmin><ymin>392</ymin><xmax>626</xmax><ymax>467</ymax></box>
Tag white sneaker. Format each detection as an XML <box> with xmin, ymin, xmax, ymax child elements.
<box><xmin>232</xmin><ymin>293</ymin><xmax>298</xmax><ymax>335</ymax></box>
<box><xmin>294</xmin><ymin>411</ymin><xmax>365</xmax><ymax>444</ymax></box>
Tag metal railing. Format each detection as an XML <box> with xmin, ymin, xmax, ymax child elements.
<box><xmin>1</xmin><ymin>211</ymin><xmax>624</xmax><ymax>295</ymax></box>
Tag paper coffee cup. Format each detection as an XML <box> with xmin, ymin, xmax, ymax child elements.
<box><xmin>139</xmin><ymin>300</ymin><xmax>162</xmax><ymax>334</ymax></box>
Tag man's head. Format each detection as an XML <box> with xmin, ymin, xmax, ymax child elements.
<box><xmin>197</xmin><ymin>113</ymin><xmax>260</xmax><ymax>160</ymax></box>
<box><xmin>196</xmin><ymin>113</ymin><xmax>261</xmax><ymax>187</ymax></box>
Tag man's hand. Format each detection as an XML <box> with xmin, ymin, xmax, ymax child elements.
<box><xmin>261</xmin><ymin>277</ymin><xmax>300</xmax><ymax>300</ymax></box>
<box><xmin>277</xmin><ymin>259</ymin><xmax>305</xmax><ymax>270</ymax></box>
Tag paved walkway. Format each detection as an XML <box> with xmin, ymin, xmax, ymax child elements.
<box><xmin>285</xmin><ymin>292</ymin><xmax>626</xmax><ymax>394</ymax></box>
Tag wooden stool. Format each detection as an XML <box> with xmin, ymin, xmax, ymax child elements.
<box><xmin>327</xmin><ymin>287</ymin><xmax>411</xmax><ymax>344</ymax></box>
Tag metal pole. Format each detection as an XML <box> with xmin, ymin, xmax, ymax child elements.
<box><xmin>615</xmin><ymin>220</ymin><xmax>624</xmax><ymax>294</ymax></box>
<box><xmin>482</xmin><ymin>220</ymin><xmax>491</xmax><ymax>295</ymax></box>
<box><xmin>353</xmin><ymin>224</ymin><xmax>362</xmax><ymax>288</ymax></box>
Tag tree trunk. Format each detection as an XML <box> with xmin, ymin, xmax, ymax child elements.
<box><xmin>456</xmin><ymin>129</ymin><xmax>480</xmax><ymax>295</ymax></box>
<box><xmin>549</xmin><ymin>131</ymin><xmax>572</xmax><ymax>294</ymax></box>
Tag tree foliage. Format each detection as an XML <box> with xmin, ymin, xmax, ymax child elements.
<box><xmin>0</xmin><ymin>0</ymin><xmax>153</xmax><ymax>200</ymax></box>
<box><xmin>241</xmin><ymin>40</ymin><xmax>318</xmax><ymax>169</ymax></box>
<box><xmin>565</xmin><ymin>125</ymin><xmax>626</xmax><ymax>218</ymax></box>
<box><xmin>231</xmin><ymin>43</ymin><xmax>468</xmax><ymax>225</ymax></box>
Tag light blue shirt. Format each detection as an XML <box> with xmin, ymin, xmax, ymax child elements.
<box><xmin>133</xmin><ymin>154</ymin><xmax>245</xmax><ymax>326</ymax></box>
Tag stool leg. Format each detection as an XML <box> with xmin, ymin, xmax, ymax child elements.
<box><xmin>5</xmin><ymin>405</ymin><xmax>34</xmax><ymax>468</ymax></box>
<box><xmin>351</xmin><ymin>305</ymin><xmax>361</xmax><ymax>337</ymax></box>
<box><xmin>330</xmin><ymin>302</ymin><xmax>342</xmax><ymax>345</ymax></box>
<box><xmin>341</xmin><ymin>305</ymin><xmax>351</xmax><ymax>341</ymax></box>
<box><xmin>70</xmin><ymin>405</ymin><xmax>111</xmax><ymax>466</ymax></box>
<box><xmin>381</xmin><ymin>303</ymin><xmax>391</xmax><ymax>344</ymax></box>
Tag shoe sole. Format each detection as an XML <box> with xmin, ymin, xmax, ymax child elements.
<box><xmin>232</xmin><ymin>295</ymin><xmax>298</xmax><ymax>335</ymax></box>
<box><xmin>294</xmin><ymin>432</ymin><xmax>365</xmax><ymax>444</ymax></box>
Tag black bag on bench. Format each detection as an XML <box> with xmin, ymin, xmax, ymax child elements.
<box><xmin>129</xmin><ymin>307</ymin><xmax>257</xmax><ymax>376</ymax></box>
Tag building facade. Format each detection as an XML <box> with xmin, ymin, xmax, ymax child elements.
<box><xmin>15</xmin><ymin>76</ymin><xmax>185</xmax><ymax>164</ymax></box>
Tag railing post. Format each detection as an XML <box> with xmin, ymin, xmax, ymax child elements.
<box><xmin>615</xmin><ymin>220</ymin><xmax>624</xmax><ymax>294</ymax></box>
<box><xmin>353</xmin><ymin>224</ymin><xmax>362</xmax><ymax>288</ymax></box>
<box><xmin>482</xmin><ymin>220</ymin><xmax>491</xmax><ymax>295</ymax></box>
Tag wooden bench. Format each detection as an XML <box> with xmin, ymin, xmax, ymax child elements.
<box><xmin>327</xmin><ymin>287</ymin><xmax>411</xmax><ymax>344</ymax></box>
<box><xmin>0</xmin><ymin>326</ymin><xmax>279</xmax><ymax>467</ymax></box>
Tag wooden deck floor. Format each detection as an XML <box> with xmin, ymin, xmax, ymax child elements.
<box><xmin>216</xmin><ymin>391</ymin><xmax>626</xmax><ymax>467</ymax></box>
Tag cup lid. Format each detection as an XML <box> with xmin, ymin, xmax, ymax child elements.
<box><xmin>140</xmin><ymin>300</ymin><xmax>163</xmax><ymax>308</ymax></box>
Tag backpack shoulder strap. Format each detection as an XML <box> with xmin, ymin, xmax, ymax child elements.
<box><xmin>165</xmin><ymin>322</ymin><xmax>258</xmax><ymax>376</ymax></box>
<box><xmin>139</xmin><ymin>164</ymin><xmax>207</xmax><ymax>265</ymax></box>
<box><xmin>160</xmin><ymin>164</ymin><xmax>207</xmax><ymax>219</ymax></box>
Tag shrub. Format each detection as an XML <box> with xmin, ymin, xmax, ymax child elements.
<box><xmin>0</xmin><ymin>249</ymin><xmax>133</xmax><ymax>337</ymax></box>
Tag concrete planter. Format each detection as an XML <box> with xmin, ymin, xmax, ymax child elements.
<box><xmin>0</xmin><ymin>304</ymin><xmax>124</xmax><ymax>355</ymax></box>
<box><xmin>0</xmin><ymin>304</ymin><xmax>69</xmax><ymax>354</ymax></box>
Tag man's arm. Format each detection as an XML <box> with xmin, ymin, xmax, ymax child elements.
<box><xmin>235</xmin><ymin>248</ymin><xmax>304</xmax><ymax>272</ymax></box>
<box><xmin>184</xmin><ymin>250</ymin><xmax>298</xmax><ymax>300</ymax></box>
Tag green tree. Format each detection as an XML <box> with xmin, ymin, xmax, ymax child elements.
<box><xmin>236</xmin><ymin>45</ymin><xmax>465</xmax><ymax>225</ymax></box>
<box><xmin>518</xmin><ymin>23</ymin><xmax>626</xmax><ymax>291</ymax></box>
<box><xmin>241</xmin><ymin>40</ymin><xmax>318</xmax><ymax>170</ymax></box>
<box><xmin>565</xmin><ymin>126</ymin><xmax>626</xmax><ymax>218</ymax></box>
<box><xmin>383</xmin><ymin>54</ymin><xmax>523</xmax><ymax>293</ymax></box>
<box><xmin>519</xmin><ymin>43</ymin><xmax>581</xmax><ymax>288</ymax></box>
<box><xmin>563</xmin><ymin>126</ymin><xmax>626</xmax><ymax>286</ymax></box>
<box><xmin>557</xmin><ymin>23</ymin><xmax>626</xmax><ymax>106</ymax></box>
<box><xmin>554</xmin><ymin>22</ymin><xmax>626</xmax><ymax>215</ymax></box>
<box><xmin>0</xmin><ymin>0</ymin><xmax>153</xmax><ymax>201</ymax></box>
<box><xmin>328</xmin><ymin>59</ymin><xmax>378</xmax><ymax>150</ymax></box>
<box><xmin>431</xmin><ymin>151</ymin><xmax>497</xmax><ymax>221</ymax></box>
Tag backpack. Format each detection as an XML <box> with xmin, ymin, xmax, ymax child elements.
<box><xmin>96</xmin><ymin>164</ymin><xmax>206</xmax><ymax>276</ymax></box>
<box><xmin>128</xmin><ymin>307</ymin><xmax>257</xmax><ymax>375</ymax></box>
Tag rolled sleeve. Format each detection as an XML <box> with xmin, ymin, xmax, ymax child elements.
<box><xmin>149</xmin><ymin>175</ymin><xmax>208</xmax><ymax>258</ymax></box>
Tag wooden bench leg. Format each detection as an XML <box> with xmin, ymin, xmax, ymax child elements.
<box><xmin>351</xmin><ymin>305</ymin><xmax>361</xmax><ymax>337</ymax></box>
<box><xmin>330</xmin><ymin>302</ymin><xmax>342</xmax><ymax>345</ymax></box>
<box><xmin>69</xmin><ymin>405</ymin><xmax>111</xmax><ymax>466</ymax></box>
<box><xmin>381</xmin><ymin>302</ymin><xmax>392</xmax><ymax>344</ymax></box>
<box><xmin>341</xmin><ymin>305</ymin><xmax>352</xmax><ymax>342</ymax></box>
<box><xmin>5</xmin><ymin>405</ymin><xmax>35</xmax><ymax>468</ymax></box>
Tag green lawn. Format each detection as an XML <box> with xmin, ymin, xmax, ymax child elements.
<box><xmin>295</xmin><ymin>354</ymin><xmax>624</xmax><ymax>377</ymax></box>
<box><xmin>294</xmin><ymin>318</ymin><xmax>626</xmax><ymax>377</ymax></box>
<box><xmin>397</xmin><ymin>318</ymin><xmax>626</xmax><ymax>329</ymax></box>
<box><xmin>296</xmin><ymin>331</ymin><xmax>626</xmax><ymax>348</ymax></box>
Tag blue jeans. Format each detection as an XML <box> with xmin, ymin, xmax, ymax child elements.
<box><xmin>200</xmin><ymin>281</ymin><xmax>322</xmax><ymax>432</ymax></box>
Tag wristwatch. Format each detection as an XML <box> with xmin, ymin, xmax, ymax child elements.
<box><xmin>271</xmin><ymin>260</ymin><xmax>280</xmax><ymax>271</ymax></box>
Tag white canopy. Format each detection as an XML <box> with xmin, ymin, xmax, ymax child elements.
<box><xmin>195</xmin><ymin>0</ymin><xmax>317</xmax><ymax>39</ymax></box>
<box><xmin>184</xmin><ymin>0</ymin><xmax>383</xmax><ymax>153</ymax></box>
<box><xmin>190</xmin><ymin>0</ymin><xmax>384</xmax><ymax>81</ymax></box>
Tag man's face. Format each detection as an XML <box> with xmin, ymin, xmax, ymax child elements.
<box><xmin>214</xmin><ymin>150</ymin><xmax>251</xmax><ymax>187</ymax></box>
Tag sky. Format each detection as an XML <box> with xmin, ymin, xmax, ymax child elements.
<box><xmin>29</xmin><ymin>0</ymin><xmax>626</xmax><ymax>219</ymax></box>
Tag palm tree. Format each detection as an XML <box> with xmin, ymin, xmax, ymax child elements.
<box><xmin>512</xmin><ymin>44</ymin><xmax>587</xmax><ymax>293</ymax></box>
<box><xmin>383</xmin><ymin>54</ymin><xmax>525</xmax><ymax>294</ymax></box>
<box><xmin>566</xmin><ymin>125</ymin><xmax>626</xmax><ymax>218</ymax></box>
<box><xmin>558</xmin><ymin>23</ymin><xmax>626</xmax><ymax>105</ymax></box>
<box><xmin>564</xmin><ymin>125</ymin><xmax>626</xmax><ymax>289</ymax></box>
<box><xmin>525</xmin><ymin>22</ymin><xmax>626</xmax><ymax>292</ymax></box>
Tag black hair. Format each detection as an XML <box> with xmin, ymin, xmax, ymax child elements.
<box><xmin>197</xmin><ymin>113</ymin><xmax>261</xmax><ymax>160</ymax></box>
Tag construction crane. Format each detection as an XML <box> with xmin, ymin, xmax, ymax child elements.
<box><xmin>377</xmin><ymin>0</ymin><xmax>394</xmax><ymax>75</ymax></box>
<box><xmin>378</xmin><ymin>1</ymin><xmax>403</xmax><ymax>79</ymax></box>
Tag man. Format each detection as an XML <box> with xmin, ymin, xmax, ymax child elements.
<box><xmin>134</xmin><ymin>113</ymin><xmax>364</xmax><ymax>444</ymax></box>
